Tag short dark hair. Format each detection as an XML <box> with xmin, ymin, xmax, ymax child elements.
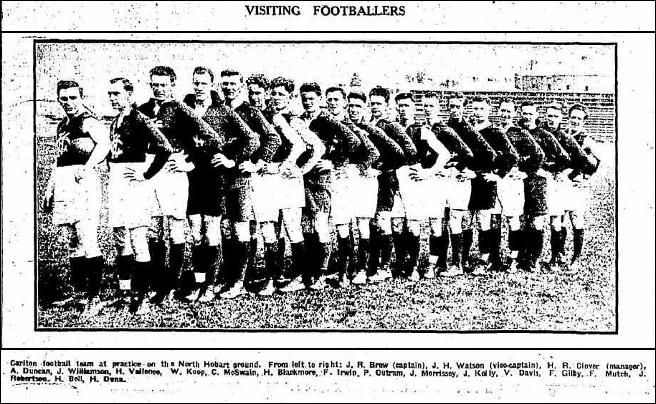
<box><xmin>369</xmin><ymin>86</ymin><xmax>390</xmax><ymax>103</ymax></box>
<box><xmin>109</xmin><ymin>77</ymin><xmax>133</xmax><ymax>92</ymax></box>
<box><xmin>149</xmin><ymin>66</ymin><xmax>176</xmax><ymax>83</ymax></box>
<box><xmin>423</xmin><ymin>91</ymin><xmax>440</xmax><ymax>100</ymax></box>
<box><xmin>470</xmin><ymin>95</ymin><xmax>491</xmax><ymax>105</ymax></box>
<box><xmin>325</xmin><ymin>86</ymin><xmax>346</xmax><ymax>99</ymax></box>
<box><xmin>299</xmin><ymin>82</ymin><xmax>322</xmax><ymax>96</ymax></box>
<box><xmin>520</xmin><ymin>100</ymin><xmax>536</xmax><ymax>109</ymax></box>
<box><xmin>394</xmin><ymin>92</ymin><xmax>414</xmax><ymax>103</ymax></box>
<box><xmin>347</xmin><ymin>91</ymin><xmax>367</xmax><ymax>103</ymax></box>
<box><xmin>246</xmin><ymin>74</ymin><xmax>269</xmax><ymax>90</ymax></box>
<box><xmin>220</xmin><ymin>69</ymin><xmax>242</xmax><ymax>82</ymax></box>
<box><xmin>57</xmin><ymin>80</ymin><xmax>83</xmax><ymax>97</ymax></box>
<box><xmin>193</xmin><ymin>66</ymin><xmax>215</xmax><ymax>83</ymax></box>
<box><xmin>447</xmin><ymin>91</ymin><xmax>467</xmax><ymax>105</ymax></box>
<box><xmin>498</xmin><ymin>97</ymin><xmax>515</xmax><ymax>107</ymax></box>
<box><xmin>270</xmin><ymin>77</ymin><xmax>294</xmax><ymax>94</ymax></box>
<box><xmin>568</xmin><ymin>103</ymin><xmax>589</xmax><ymax>118</ymax></box>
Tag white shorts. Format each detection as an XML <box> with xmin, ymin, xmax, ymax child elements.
<box><xmin>496</xmin><ymin>176</ymin><xmax>525</xmax><ymax>217</ymax></box>
<box><xmin>546</xmin><ymin>176</ymin><xmax>569</xmax><ymax>216</ymax></box>
<box><xmin>251</xmin><ymin>172</ymin><xmax>289</xmax><ymax>222</ymax></box>
<box><xmin>52</xmin><ymin>165</ymin><xmax>101</xmax><ymax>226</ymax></box>
<box><xmin>396</xmin><ymin>166</ymin><xmax>445</xmax><ymax>220</ymax></box>
<box><xmin>351</xmin><ymin>174</ymin><xmax>379</xmax><ymax>219</ymax></box>
<box><xmin>564</xmin><ymin>182</ymin><xmax>587</xmax><ymax>214</ymax></box>
<box><xmin>149</xmin><ymin>169</ymin><xmax>189</xmax><ymax>220</ymax></box>
<box><xmin>330</xmin><ymin>165</ymin><xmax>357</xmax><ymax>225</ymax></box>
<box><xmin>444</xmin><ymin>177</ymin><xmax>472</xmax><ymax>211</ymax></box>
<box><xmin>108</xmin><ymin>162</ymin><xmax>152</xmax><ymax>229</ymax></box>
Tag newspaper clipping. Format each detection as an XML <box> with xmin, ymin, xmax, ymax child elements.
<box><xmin>1</xmin><ymin>1</ymin><xmax>654</xmax><ymax>402</ymax></box>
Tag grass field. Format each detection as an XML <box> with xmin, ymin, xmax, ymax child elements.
<box><xmin>36</xmin><ymin>124</ymin><xmax>616</xmax><ymax>331</ymax></box>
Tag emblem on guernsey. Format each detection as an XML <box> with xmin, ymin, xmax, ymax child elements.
<box><xmin>56</xmin><ymin>132</ymin><xmax>71</xmax><ymax>157</ymax></box>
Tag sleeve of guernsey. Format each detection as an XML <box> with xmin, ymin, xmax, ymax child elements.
<box><xmin>252</xmin><ymin>108</ymin><xmax>282</xmax><ymax>163</ymax></box>
<box><xmin>490</xmin><ymin>127</ymin><xmax>519</xmax><ymax>177</ymax></box>
<box><xmin>467</xmin><ymin>125</ymin><xmax>497</xmax><ymax>171</ymax></box>
<box><xmin>517</xmin><ymin>128</ymin><xmax>545</xmax><ymax>172</ymax></box>
<box><xmin>367</xmin><ymin>124</ymin><xmax>405</xmax><ymax>170</ymax></box>
<box><xmin>309</xmin><ymin>114</ymin><xmax>362</xmax><ymax>165</ymax></box>
<box><xmin>136</xmin><ymin>110</ymin><xmax>174</xmax><ymax>180</ymax></box>
<box><xmin>384</xmin><ymin>121</ymin><xmax>418</xmax><ymax>165</ymax></box>
<box><xmin>291</xmin><ymin>117</ymin><xmax>325</xmax><ymax>172</ymax></box>
<box><xmin>537</xmin><ymin>128</ymin><xmax>570</xmax><ymax>173</ymax></box>
<box><xmin>226</xmin><ymin>108</ymin><xmax>260</xmax><ymax>163</ymax></box>
<box><xmin>174</xmin><ymin>101</ymin><xmax>226</xmax><ymax>152</ymax></box>
<box><xmin>560</xmin><ymin>132</ymin><xmax>590</xmax><ymax>173</ymax></box>
<box><xmin>351</xmin><ymin>123</ymin><xmax>379</xmax><ymax>169</ymax></box>
<box><xmin>433</xmin><ymin>125</ymin><xmax>473</xmax><ymax>168</ymax></box>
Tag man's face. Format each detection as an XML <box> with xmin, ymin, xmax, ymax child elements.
<box><xmin>396</xmin><ymin>98</ymin><xmax>414</xmax><ymax>122</ymax></box>
<box><xmin>221</xmin><ymin>74</ymin><xmax>242</xmax><ymax>102</ymax></box>
<box><xmin>568</xmin><ymin>109</ymin><xmax>586</xmax><ymax>132</ymax></box>
<box><xmin>498</xmin><ymin>101</ymin><xmax>515</xmax><ymax>126</ymax></box>
<box><xmin>192</xmin><ymin>72</ymin><xmax>213</xmax><ymax>101</ymax></box>
<box><xmin>107</xmin><ymin>82</ymin><xmax>131</xmax><ymax>112</ymax></box>
<box><xmin>545</xmin><ymin>107</ymin><xmax>563</xmax><ymax>131</ymax></box>
<box><xmin>270</xmin><ymin>86</ymin><xmax>291</xmax><ymax>111</ymax></box>
<box><xmin>521</xmin><ymin>105</ymin><xmax>538</xmax><ymax>125</ymax></box>
<box><xmin>423</xmin><ymin>97</ymin><xmax>441</xmax><ymax>123</ymax></box>
<box><xmin>347</xmin><ymin>97</ymin><xmax>366</xmax><ymax>122</ymax></box>
<box><xmin>325</xmin><ymin>90</ymin><xmax>346</xmax><ymax>116</ymax></box>
<box><xmin>471</xmin><ymin>100</ymin><xmax>490</xmax><ymax>123</ymax></box>
<box><xmin>58</xmin><ymin>87</ymin><xmax>84</xmax><ymax>116</ymax></box>
<box><xmin>369</xmin><ymin>95</ymin><xmax>386</xmax><ymax>119</ymax></box>
<box><xmin>300</xmin><ymin>91</ymin><xmax>320</xmax><ymax>114</ymax></box>
<box><xmin>247</xmin><ymin>83</ymin><xmax>267</xmax><ymax>110</ymax></box>
<box><xmin>149</xmin><ymin>74</ymin><xmax>174</xmax><ymax>100</ymax></box>
<box><xmin>448</xmin><ymin>97</ymin><xmax>465</xmax><ymax>120</ymax></box>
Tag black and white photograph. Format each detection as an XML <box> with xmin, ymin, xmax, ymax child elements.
<box><xmin>34</xmin><ymin>41</ymin><xmax>617</xmax><ymax>331</ymax></box>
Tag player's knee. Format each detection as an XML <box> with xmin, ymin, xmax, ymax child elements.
<box><xmin>286</xmin><ymin>224</ymin><xmax>304</xmax><ymax>244</ymax></box>
<box><xmin>169</xmin><ymin>219</ymin><xmax>187</xmax><ymax>244</ymax></box>
<box><xmin>429</xmin><ymin>218</ymin><xmax>443</xmax><ymax>237</ymax></box>
<box><xmin>261</xmin><ymin>222</ymin><xmax>277</xmax><ymax>243</ymax></box>
<box><xmin>531</xmin><ymin>216</ymin><xmax>546</xmax><ymax>230</ymax></box>
<box><xmin>234</xmin><ymin>221</ymin><xmax>251</xmax><ymax>242</ymax></box>
<box><xmin>336</xmin><ymin>223</ymin><xmax>350</xmax><ymax>239</ymax></box>
<box><xmin>204</xmin><ymin>217</ymin><xmax>222</xmax><ymax>246</ymax></box>
<box><xmin>571</xmin><ymin>212</ymin><xmax>586</xmax><ymax>229</ymax></box>
<box><xmin>357</xmin><ymin>219</ymin><xmax>370</xmax><ymax>239</ymax></box>
<box><xmin>507</xmin><ymin>216</ymin><xmax>521</xmax><ymax>231</ymax></box>
<box><xmin>391</xmin><ymin>218</ymin><xmax>404</xmax><ymax>233</ymax></box>
<box><xmin>113</xmin><ymin>227</ymin><xmax>133</xmax><ymax>256</ymax></box>
<box><xmin>148</xmin><ymin>216</ymin><xmax>164</xmax><ymax>240</ymax></box>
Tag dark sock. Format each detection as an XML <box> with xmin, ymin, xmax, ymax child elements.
<box><xmin>303</xmin><ymin>233</ymin><xmax>318</xmax><ymax>279</ymax></box>
<box><xmin>369</xmin><ymin>223</ymin><xmax>381</xmax><ymax>272</ymax></box>
<box><xmin>429</xmin><ymin>235</ymin><xmax>440</xmax><ymax>257</ymax></box>
<box><xmin>407</xmin><ymin>233</ymin><xmax>420</xmax><ymax>269</ymax></box>
<box><xmin>572</xmin><ymin>228</ymin><xmax>584</xmax><ymax>263</ymax></box>
<box><xmin>535</xmin><ymin>229</ymin><xmax>544</xmax><ymax>265</ymax></box>
<box><xmin>490</xmin><ymin>228</ymin><xmax>502</xmax><ymax>266</ymax></box>
<box><xmin>263</xmin><ymin>242</ymin><xmax>277</xmax><ymax>282</ymax></box>
<box><xmin>289</xmin><ymin>241</ymin><xmax>308</xmax><ymax>284</ymax></box>
<box><xmin>550</xmin><ymin>229</ymin><xmax>561</xmax><ymax>262</ymax></box>
<box><xmin>116</xmin><ymin>254</ymin><xmax>134</xmax><ymax>287</ymax></box>
<box><xmin>191</xmin><ymin>243</ymin><xmax>208</xmax><ymax>287</ymax></box>
<box><xmin>380</xmin><ymin>234</ymin><xmax>394</xmax><ymax>270</ymax></box>
<box><xmin>248</xmin><ymin>237</ymin><xmax>258</xmax><ymax>273</ymax></box>
<box><xmin>337</xmin><ymin>236</ymin><xmax>352</xmax><ymax>276</ymax></box>
<box><xmin>357</xmin><ymin>238</ymin><xmax>370</xmax><ymax>274</ymax></box>
<box><xmin>436</xmin><ymin>234</ymin><xmax>449</xmax><ymax>269</ymax></box>
<box><xmin>220</xmin><ymin>238</ymin><xmax>234</xmax><ymax>284</ymax></box>
<box><xmin>230</xmin><ymin>241</ymin><xmax>250</xmax><ymax>288</ymax></box>
<box><xmin>132</xmin><ymin>261</ymin><xmax>151</xmax><ymax>297</ymax></box>
<box><xmin>478</xmin><ymin>230</ymin><xmax>491</xmax><ymax>257</ymax></box>
<box><xmin>450</xmin><ymin>233</ymin><xmax>463</xmax><ymax>267</ymax></box>
<box><xmin>148</xmin><ymin>239</ymin><xmax>166</xmax><ymax>292</ymax></box>
<box><xmin>509</xmin><ymin>229</ymin><xmax>523</xmax><ymax>254</ymax></box>
<box><xmin>86</xmin><ymin>256</ymin><xmax>104</xmax><ymax>299</ymax></box>
<box><xmin>461</xmin><ymin>229</ymin><xmax>474</xmax><ymax>266</ymax></box>
<box><xmin>316</xmin><ymin>241</ymin><xmax>332</xmax><ymax>279</ymax></box>
<box><xmin>276</xmin><ymin>237</ymin><xmax>287</xmax><ymax>280</ymax></box>
<box><xmin>205</xmin><ymin>245</ymin><xmax>220</xmax><ymax>288</ymax></box>
<box><xmin>559</xmin><ymin>228</ymin><xmax>568</xmax><ymax>258</ymax></box>
<box><xmin>392</xmin><ymin>232</ymin><xmax>405</xmax><ymax>269</ymax></box>
<box><xmin>69</xmin><ymin>256</ymin><xmax>87</xmax><ymax>294</ymax></box>
<box><xmin>168</xmin><ymin>243</ymin><xmax>185</xmax><ymax>293</ymax></box>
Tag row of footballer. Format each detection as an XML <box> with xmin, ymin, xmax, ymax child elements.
<box><xmin>40</xmin><ymin>65</ymin><xmax>601</xmax><ymax>316</ymax></box>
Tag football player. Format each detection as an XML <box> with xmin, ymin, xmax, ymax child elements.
<box><xmin>138</xmin><ymin>66</ymin><xmax>226</xmax><ymax>305</ymax></box>
<box><xmin>469</xmin><ymin>96</ymin><xmax>519</xmax><ymax>275</ymax></box>
<box><xmin>422</xmin><ymin>91</ymin><xmax>473</xmax><ymax>277</ymax></box>
<box><xmin>298</xmin><ymin>82</ymin><xmax>361</xmax><ymax>290</ymax></box>
<box><xmin>42</xmin><ymin>80</ymin><xmax>110</xmax><ymax>316</ymax></box>
<box><xmin>542</xmin><ymin>101</ymin><xmax>592</xmax><ymax>272</ymax></box>
<box><xmin>496</xmin><ymin>98</ymin><xmax>544</xmax><ymax>273</ymax></box>
<box><xmin>445</xmin><ymin>93</ymin><xmax>496</xmax><ymax>276</ymax></box>
<box><xmin>395</xmin><ymin>92</ymin><xmax>450</xmax><ymax>280</ymax></box>
<box><xmin>219</xmin><ymin>69</ymin><xmax>277</xmax><ymax>298</ymax></box>
<box><xmin>263</xmin><ymin>77</ymin><xmax>325</xmax><ymax>294</ymax></box>
<box><xmin>347</xmin><ymin>91</ymin><xmax>406</xmax><ymax>283</ymax></box>
<box><xmin>518</xmin><ymin>101</ymin><xmax>570</xmax><ymax>272</ymax></box>
<box><xmin>562</xmin><ymin>103</ymin><xmax>600</xmax><ymax>272</ymax></box>
<box><xmin>367</xmin><ymin>86</ymin><xmax>418</xmax><ymax>281</ymax></box>
<box><xmin>106</xmin><ymin>77</ymin><xmax>174</xmax><ymax>313</ymax></box>
<box><xmin>182</xmin><ymin>67</ymin><xmax>258</xmax><ymax>302</ymax></box>
<box><xmin>325</xmin><ymin>86</ymin><xmax>379</xmax><ymax>287</ymax></box>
